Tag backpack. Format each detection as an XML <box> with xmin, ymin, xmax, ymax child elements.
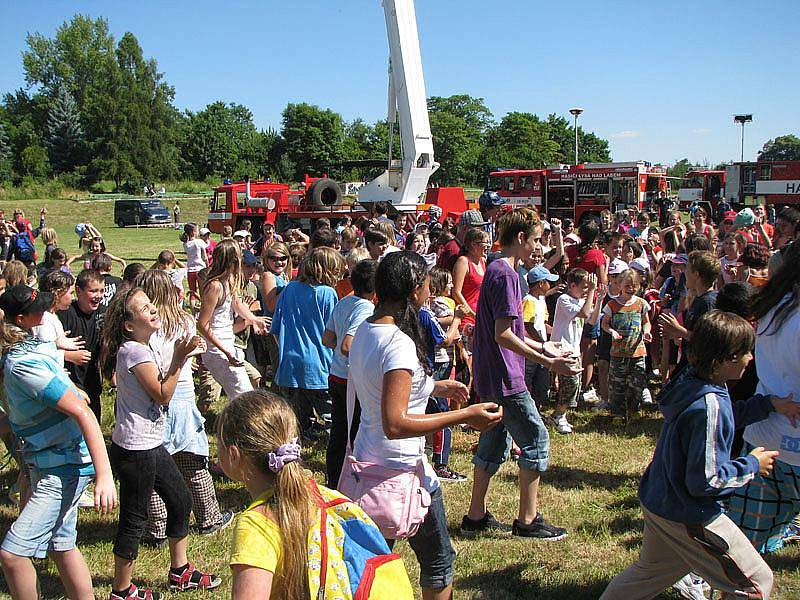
<box><xmin>307</xmin><ymin>480</ymin><xmax>413</xmax><ymax>599</ymax></box>
<box><xmin>12</xmin><ymin>231</ymin><xmax>36</xmax><ymax>263</ymax></box>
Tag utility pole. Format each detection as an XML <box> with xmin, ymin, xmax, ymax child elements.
<box><xmin>734</xmin><ymin>114</ymin><xmax>753</xmax><ymax>162</ymax></box>
<box><xmin>569</xmin><ymin>108</ymin><xmax>584</xmax><ymax>165</ymax></box>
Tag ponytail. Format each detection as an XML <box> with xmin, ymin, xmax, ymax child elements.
<box><xmin>216</xmin><ymin>390</ymin><xmax>313</xmax><ymax>600</ymax></box>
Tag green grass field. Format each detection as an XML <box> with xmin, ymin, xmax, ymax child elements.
<box><xmin>0</xmin><ymin>197</ymin><xmax>798</xmax><ymax>599</ymax></box>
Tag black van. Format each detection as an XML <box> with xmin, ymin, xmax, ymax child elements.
<box><xmin>115</xmin><ymin>199</ymin><xmax>171</xmax><ymax>227</ymax></box>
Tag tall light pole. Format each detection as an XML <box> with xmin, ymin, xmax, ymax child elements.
<box><xmin>569</xmin><ymin>108</ymin><xmax>584</xmax><ymax>165</ymax></box>
<box><xmin>734</xmin><ymin>114</ymin><xmax>752</xmax><ymax>162</ymax></box>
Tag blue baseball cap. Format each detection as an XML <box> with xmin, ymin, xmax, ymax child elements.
<box><xmin>527</xmin><ymin>266</ymin><xmax>559</xmax><ymax>285</ymax></box>
<box><xmin>242</xmin><ymin>250</ymin><xmax>259</xmax><ymax>266</ymax></box>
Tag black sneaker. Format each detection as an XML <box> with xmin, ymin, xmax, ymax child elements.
<box><xmin>198</xmin><ymin>510</ymin><xmax>235</xmax><ymax>536</ymax></box>
<box><xmin>434</xmin><ymin>464</ymin><xmax>467</xmax><ymax>483</ymax></box>
<box><xmin>459</xmin><ymin>511</ymin><xmax>512</xmax><ymax>538</ymax></box>
<box><xmin>512</xmin><ymin>513</ymin><xmax>567</xmax><ymax>541</ymax></box>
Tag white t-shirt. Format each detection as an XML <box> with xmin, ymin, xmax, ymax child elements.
<box><xmin>32</xmin><ymin>310</ymin><xmax>65</xmax><ymax>367</ymax></box>
<box><xmin>348</xmin><ymin>321</ymin><xmax>438</xmax><ymax>492</ymax></box>
<box><xmin>184</xmin><ymin>238</ymin><xmax>208</xmax><ymax>272</ymax></box>
<box><xmin>550</xmin><ymin>293</ymin><xmax>584</xmax><ymax>355</ymax></box>
<box><xmin>325</xmin><ymin>296</ymin><xmax>374</xmax><ymax>380</ymax></box>
<box><xmin>112</xmin><ymin>341</ymin><xmax>166</xmax><ymax>451</ymax></box>
<box><xmin>744</xmin><ymin>296</ymin><xmax>800</xmax><ymax>466</ymax></box>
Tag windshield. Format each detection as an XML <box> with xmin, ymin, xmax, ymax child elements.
<box><xmin>681</xmin><ymin>176</ymin><xmax>703</xmax><ymax>189</ymax></box>
<box><xmin>141</xmin><ymin>201</ymin><xmax>168</xmax><ymax>213</ymax></box>
<box><xmin>487</xmin><ymin>176</ymin><xmax>503</xmax><ymax>192</ymax></box>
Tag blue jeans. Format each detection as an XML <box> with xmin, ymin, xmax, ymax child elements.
<box><xmin>473</xmin><ymin>389</ymin><xmax>550</xmax><ymax>474</ymax></box>
<box><xmin>388</xmin><ymin>487</ymin><xmax>454</xmax><ymax>589</ymax></box>
<box><xmin>1</xmin><ymin>468</ymin><xmax>92</xmax><ymax>558</ymax></box>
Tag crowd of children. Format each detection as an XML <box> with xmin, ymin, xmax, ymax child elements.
<box><xmin>0</xmin><ymin>198</ymin><xmax>798</xmax><ymax>599</ymax></box>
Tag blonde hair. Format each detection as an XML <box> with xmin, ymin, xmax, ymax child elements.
<box><xmin>136</xmin><ymin>270</ymin><xmax>188</xmax><ymax>339</ymax></box>
<box><xmin>203</xmin><ymin>239</ymin><xmax>244</xmax><ymax>297</ymax></box>
<box><xmin>264</xmin><ymin>241</ymin><xmax>294</xmax><ymax>276</ymax></box>
<box><xmin>40</xmin><ymin>227</ymin><xmax>58</xmax><ymax>246</ymax></box>
<box><xmin>618</xmin><ymin>268</ymin><xmax>642</xmax><ymax>289</ymax></box>
<box><xmin>340</xmin><ymin>226</ymin><xmax>359</xmax><ymax>245</ymax></box>
<box><xmin>217</xmin><ymin>390</ymin><xmax>313</xmax><ymax>600</ymax></box>
<box><xmin>3</xmin><ymin>261</ymin><xmax>28</xmax><ymax>287</ymax></box>
<box><xmin>373</xmin><ymin>221</ymin><xmax>396</xmax><ymax>246</ymax></box>
<box><xmin>298</xmin><ymin>247</ymin><xmax>344</xmax><ymax>288</ymax></box>
<box><xmin>346</xmin><ymin>246</ymin><xmax>370</xmax><ymax>272</ymax></box>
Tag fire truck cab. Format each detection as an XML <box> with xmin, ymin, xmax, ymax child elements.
<box><xmin>545</xmin><ymin>162</ymin><xmax>668</xmax><ymax>224</ymax></box>
<box><xmin>486</xmin><ymin>169</ymin><xmax>546</xmax><ymax>208</ymax></box>
<box><xmin>677</xmin><ymin>170</ymin><xmax>725</xmax><ymax>214</ymax></box>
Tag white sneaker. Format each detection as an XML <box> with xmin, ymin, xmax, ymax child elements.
<box><xmin>651</xmin><ymin>367</ymin><xmax>661</xmax><ymax>377</ymax></box>
<box><xmin>553</xmin><ymin>413</ymin><xmax>573</xmax><ymax>434</ymax></box>
<box><xmin>582</xmin><ymin>388</ymin><xmax>598</xmax><ymax>402</ymax></box>
<box><xmin>642</xmin><ymin>388</ymin><xmax>654</xmax><ymax>405</ymax></box>
<box><xmin>672</xmin><ymin>573</ymin><xmax>708</xmax><ymax>599</ymax></box>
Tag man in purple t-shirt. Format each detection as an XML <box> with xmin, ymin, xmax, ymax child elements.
<box><xmin>460</xmin><ymin>207</ymin><xmax>580</xmax><ymax>540</ymax></box>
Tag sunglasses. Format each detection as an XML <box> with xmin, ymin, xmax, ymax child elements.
<box><xmin>268</xmin><ymin>255</ymin><xmax>288</xmax><ymax>262</ymax></box>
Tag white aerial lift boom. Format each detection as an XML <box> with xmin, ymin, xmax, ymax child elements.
<box><xmin>358</xmin><ymin>0</ymin><xmax>440</xmax><ymax>210</ymax></box>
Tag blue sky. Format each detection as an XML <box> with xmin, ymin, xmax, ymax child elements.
<box><xmin>1</xmin><ymin>1</ymin><xmax>798</xmax><ymax>167</ymax></box>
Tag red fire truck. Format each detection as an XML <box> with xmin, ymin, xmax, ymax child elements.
<box><xmin>208</xmin><ymin>175</ymin><xmax>472</xmax><ymax>234</ymax></box>
<box><xmin>486</xmin><ymin>162</ymin><xmax>669</xmax><ymax>223</ymax></box>
<box><xmin>725</xmin><ymin>160</ymin><xmax>800</xmax><ymax>207</ymax></box>
<box><xmin>486</xmin><ymin>169</ymin><xmax>547</xmax><ymax>208</ymax></box>
<box><xmin>677</xmin><ymin>170</ymin><xmax>725</xmax><ymax>213</ymax></box>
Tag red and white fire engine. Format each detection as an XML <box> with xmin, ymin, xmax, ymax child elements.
<box><xmin>725</xmin><ymin>160</ymin><xmax>800</xmax><ymax>208</ymax></box>
<box><xmin>677</xmin><ymin>169</ymin><xmax>725</xmax><ymax>212</ymax></box>
<box><xmin>487</xmin><ymin>162</ymin><xmax>669</xmax><ymax>223</ymax></box>
<box><xmin>207</xmin><ymin>0</ymin><xmax>472</xmax><ymax>234</ymax></box>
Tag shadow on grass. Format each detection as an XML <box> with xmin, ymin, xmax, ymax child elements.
<box><xmin>0</xmin><ymin>569</ymin><xmax>116</xmax><ymax>599</ymax></box>
<box><xmin>457</xmin><ymin>561</ymin><xmax>609</xmax><ymax>599</ymax></box>
<box><xmin>573</xmin><ymin>413</ymin><xmax>663</xmax><ymax>439</ymax></box>
<box><xmin>496</xmin><ymin>464</ymin><xmax>640</xmax><ymax>492</ymax></box>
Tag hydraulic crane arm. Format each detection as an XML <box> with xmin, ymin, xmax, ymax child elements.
<box><xmin>358</xmin><ymin>0</ymin><xmax>439</xmax><ymax>209</ymax></box>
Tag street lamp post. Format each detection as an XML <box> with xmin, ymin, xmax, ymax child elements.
<box><xmin>569</xmin><ymin>108</ymin><xmax>584</xmax><ymax>165</ymax></box>
<box><xmin>734</xmin><ymin>114</ymin><xmax>753</xmax><ymax>162</ymax></box>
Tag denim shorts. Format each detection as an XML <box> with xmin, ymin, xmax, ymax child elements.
<box><xmin>1</xmin><ymin>468</ymin><xmax>92</xmax><ymax>558</ymax></box>
<box><xmin>472</xmin><ymin>389</ymin><xmax>550</xmax><ymax>474</ymax></box>
<box><xmin>389</xmin><ymin>487</ymin><xmax>455</xmax><ymax>589</ymax></box>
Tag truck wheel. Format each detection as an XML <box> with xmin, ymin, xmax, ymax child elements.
<box><xmin>307</xmin><ymin>178</ymin><xmax>340</xmax><ymax>206</ymax></box>
<box><xmin>117</xmin><ymin>218</ymin><xmax>126</xmax><ymax>228</ymax></box>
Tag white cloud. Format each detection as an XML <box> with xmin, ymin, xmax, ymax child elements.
<box><xmin>611</xmin><ymin>130</ymin><xmax>640</xmax><ymax>139</ymax></box>
<box><xmin>692</xmin><ymin>128</ymin><xmax>712</xmax><ymax>134</ymax></box>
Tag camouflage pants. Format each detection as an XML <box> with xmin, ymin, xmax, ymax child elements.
<box><xmin>608</xmin><ymin>356</ymin><xmax>646</xmax><ymax>419</ymax></box>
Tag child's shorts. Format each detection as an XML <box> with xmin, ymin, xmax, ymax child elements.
<box><xmin>597</xmin><ymin>330</ymin><xmax>612</xmax><ymax>362</ymax></box>
<box><xmin>1</xmin><ymin>467</ymin><xmax>92</xmax><ymax>558</ymax></box>
<box><xmin>582</xmin><ymin>320</ymin><xmax>602</xmax><ymax>340</ymax></box>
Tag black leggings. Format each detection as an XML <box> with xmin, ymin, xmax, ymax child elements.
<box><xmin>110</xmin><ymin>443</ymin><xmax>192</xmax><ymax>560</ymax></box>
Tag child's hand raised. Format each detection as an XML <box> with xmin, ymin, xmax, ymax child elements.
<box><xmin>749</xmin><ymin>446</ymin><xmax>780</xmax><ymax>476</ymax></box>
<box><xmin>770</xmin><ymin>393</ymin><xmax>799</xmax><ymax>427</ymax></box>
<box><xmin>587</xmin><ymin>273</ymin><xmax>598</xmax><ymax>290</ymax></box>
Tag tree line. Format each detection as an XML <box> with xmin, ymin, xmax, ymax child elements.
<box><xmin>0</xmin><ymin>15</ymin><xmax>612</xmax><ymax>192</ymax></box>
<box><xmin>1</xmin><ymin>16</ymin><xmax>797</xmax><ymax>193</ymax></box>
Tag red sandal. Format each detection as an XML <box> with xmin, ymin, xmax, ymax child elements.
<box><xmin>168</xmin><ymin>563</ymin><xmax>222</xmax><ymax>592</ymax></box>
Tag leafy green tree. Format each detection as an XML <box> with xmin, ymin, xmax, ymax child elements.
<box><xmin>20</xmin><ymin>145</ymin><xmax>50</xmax><ymax>179</ymax></box>
<box><xmin>281</xmin><ymin>103</ymin><xmax>343</xmax><ymax>180</ymax></box>
<box><xmin>759</xmin><ymin>135</ymin><xmax>800</xmax><ymax>161</ymax></box>
<box><xmin>24</xmin><ymin>17</ymin><xmax>180</xmax><ymax>189</ymax></box>
<box><xmin>428</xmin><ymin>95</ymin><xmax>493</xmax><ymax>185</ymax></box>
<box><xmin>478</xmin><ymin>112</ymin><xmax>559</xmax><ymax>179</ymax></box>
<box><xmin>45</xmin><ymin>86</ymin><xmax>85</xmax><ymax>173</ymax></box>
<box><xmin>668</xmin><ymin>158</ymin><xmax>693</xmax><ymax>188</ymax></box>
<box><xmin>545</xmin><ymin>114</ymin><xmax>611</xmax><ymax>164</ymax></box>
<box><xmin>23</xmin><ymin>15</ymin><xmax>116</xmax><ymax>116</ymax></box>
<box><xmin>0</xmin><ymin>120</ymin><xmax>12</xmax><ymax>183</ymax></box>
<box><xmin>181</xmin><ymin>101</ymin><xmax>264</xmax><ymax>180</ymax></box>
